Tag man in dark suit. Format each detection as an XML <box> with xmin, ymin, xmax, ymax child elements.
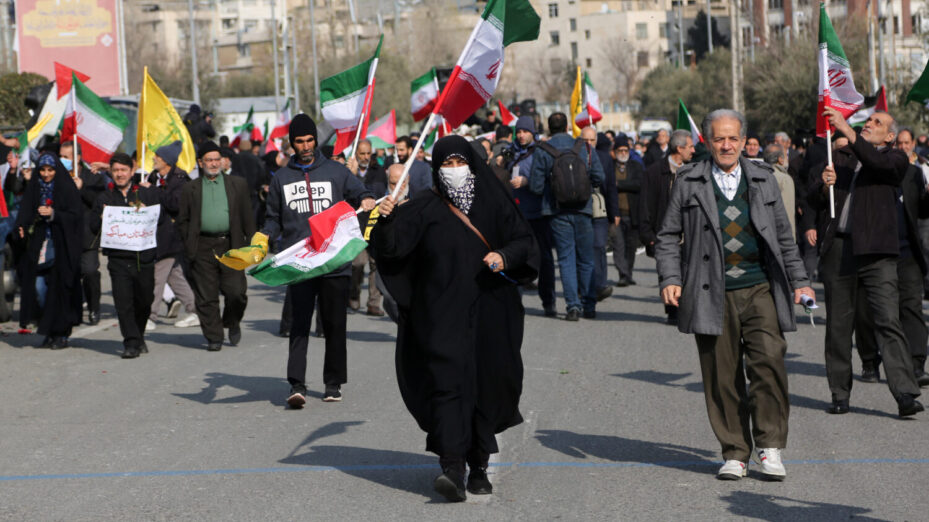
<box><xmin>177</xmin><ymin>141</ymin><xmax>256</xmax><ymax>351</ymax></box>
<box><xmin>813</xmin><ymin>107</ymin><xmax>923</xmax><ymax>417</ymax></box>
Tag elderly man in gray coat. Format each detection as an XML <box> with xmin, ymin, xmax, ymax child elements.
<box><xmin>656</xmin><ymin>109</ymin><xmax>814</xmax><ymax>482</ymax></box>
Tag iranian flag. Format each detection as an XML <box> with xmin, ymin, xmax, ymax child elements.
<box><xmin>432</xmin><ymin>0</ymin><xmax>540</xmax><ymax>128</ymax></box>
<box><xmin>321</xmin><ymin>35</ymin><xmax>383</xmax><ymax>156</ymax></box>
<box><xmin>848</xmin><ymin>85</ymin><xmax>887</xmax><ymax>125</ymax></box>
<box><xmin>231</xmin><ymin>106</ymin><xmax>264</xmax><ymax>148</ymax></box>
<box><xmin>27</xmin><ymin>63</ymin><xmax>91</xmax><ymax>148</ymax></box>
<box><xmin>269</xmin><ymin>99</ymin><xmax>292</xmax><ymax>140</ymax></box>
<box><xmin>248</xmin><ymin>201</ymin><xmax>367</xmax><ymax>286</ymax></box>
<box><xmin>60</xmin><ymin>74</ymin><xmax>129</xmax><ymax>164</ymax></box>
<box><xmin>816</xmin><ymin>3</ymin><xmax>864</xmax><ymax>138</ymax></box>
<box><xmin>367</xmin><ymin>109</ymin><xmax>396</xmax><ymax>149</ymax></box>
<box><xmin>573</xmin><ymin>72</ymin><xmax>602</xmax><ymax>129</ymax></box>
<box><xmin>676</xmin><ymin>99</ymin><xmax>703</xmax><ymax>143</ymax></box>
<box><xmin>498</xmin><ymin>100</ymin><xmax>516</xmax><ymax>126</ymax></box>
<box><xmin>410</xmin><ymin>67</ymin><xmax>439</xmax><ymax>122</ymax></box>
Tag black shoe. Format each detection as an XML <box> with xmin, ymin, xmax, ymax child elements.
<box><xmin>827</xmin><ymin>399</ymin><xmax>849</xmax><ymax>415</ymax></box>
<box><xmin>207</xmin><ymin>342</ymin><xmax>222</xmax><ymax>352</ymax></box>
<box><xmin>287</xmin><ymin>384</ymin><xmax>307</xmax><ymax>409</ymax></box>
<box><xmin>122</xmin><ymin>346</ymin><xmax>140</xmax><ymax>359</ymax></box>
<box><xmin>467</xmin><ymin>467</ymin><xmax>493</xmax><ymax>495</ymax></box>
<box><xmin>596</xmin><ymin>286</ymin><xmax>613</xmax><ymax>302</ymax></box>
<box><xmin>87</xmin><ymin>311</ymin><xmax>100</xmax><ymax>325</ymax></box>
<box><xmin>139</xmin><ymin>342</ymin><xmax>149</xmax><ymax>354</ymax></box>
<box><xmin>898</xmin><ymin>395</ymin><xmax>924</xmax><ymax>417</ymax></box>
<box><xmin>615</xmin><ymin>279</ymin><xmax>629</xmax><ymax>287</ymax></box>
<box><xmin>38</xmin><ymin>336</ymin><xmax>54</xmax><ymax>348</ymax></box>
<box><xmin>52</xmin><ymin>337</ymin><xmax>69</xmax><ymax>350</ymax></box>
<box><xmin>323</xmin><ymin>384</ymin><xmax>342</xmax><ymax>402</ymax></box>
<box><xmin>228</xmin><ymin>324</ymin><xmax>241</xmax><ymax>346</ymax></box>
<box><xmin>278</xmin><ymin>328</ymin><xmax>290</xmax><ymax>338</ymax></box>
<box><xmin>583</xmin><ymin>310</ymin><xmax>596</xmax><ymax>319</ymax></box>
<box><xmin>915</xmin><ymin>371</ymin><xmax>929</xmax><ymax>388</ymax></box>
<box><xmin>627</xmin><ymin>279</ymin><xmax>637</xmax><ymax>285</ymax></box>
<box><xmin>861</xmin><ymin>362</ymin><xmax>881</xmax><ymax>383</ymax></box>
<box><xmin>434</xmin><ymin>469</ymin><xmax>467</xmax><ymax>502</ymax></box>
<box><xmin>565</xmin><ymin>309</ymin><xmax>580</xmax><ymax>322</ymax></box>
<box><xmin>543</xmin><ymin>306</ymin><xmax>557</xmax><ymax>318</ymax></box>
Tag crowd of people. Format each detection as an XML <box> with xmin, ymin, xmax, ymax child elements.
<box><xmin>2</xmin><ymin>102</ymin><xmax>929</xmax><ymax>501</ymax></box>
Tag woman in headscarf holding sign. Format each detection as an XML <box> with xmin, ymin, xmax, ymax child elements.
<box><xmin>13</xmin><ymin>152</ymin><xmax>83</xmax><ymax>348</ymax></box>
<box><xmin>370</xmin><ymin>135</ymin><xmax>539</xmax><ymax>502</ymax></box>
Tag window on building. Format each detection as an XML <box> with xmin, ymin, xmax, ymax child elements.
<box><xmin>768</xmin><ymin>0</ymin><xmax>783</xmax><ymax>9</ymax></box>
<box><xmin>636</xmin><ymin>23</ymin><xmax>648</xmax><ymax>40</ymax></box>
<box><xmin>585</xmin><ymin>57</ymin><xmax>592</xmax><ymax>67</ymax></box>
<box><xmin>893</xmin><ymin>15</ymin><xmax>899</xmax><ymax>34</ymax></box>
<box><xmin>571</xmin><ymin>42</ymin><xmax>578</xmax><ymax>60</ymax></box>
<box><xmin>659</xmin><ymin>22</ymin><xmax>667</xmax><ymax>38</ymax></box>
<box><xmin>548</xmin><ymin>2</ymin><xmax>559</xmax><ymax>17</ymax></box>
<box><xmin>551</xmin><ymin>30</ymin><xmax>560</xmax><ymax>45</ymax></box>
<box><xmin>570</xmin><ymin>18</ymin><xmax>577</xmax><ymax>31</ymax></box>
<box><xmin>334</xmin><ymin>35</ymin><xmax>345</xmax><ymax>48</ymax></box>
<box><xmin>550</xmin><ymin>57</ymin><xmax>563</xmax><ymax>74</ymax></box>
<box><xmin>585</xmin><ymin>29</ymin><xmax>591</xmax><ymax>39</ymax></box>
<box><xmin>637</xmin><ymin>50</ymin><xmax>649</xmax><ymax>67</ymax></box>
<box><xmin>222</xmin><ymin>18</ymin><xmax>235</xmax><ymax>31</ymax></box>
<box><xmin>238</xmin><ymin>43</ymin><xmax>251</xmax><ymax>58</ymax></box>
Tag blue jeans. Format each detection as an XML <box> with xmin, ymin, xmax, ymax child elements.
<box><xmin>551</xmin><ymin>212</ymin><xmax>595</xmax><ymax>313</ymax></box>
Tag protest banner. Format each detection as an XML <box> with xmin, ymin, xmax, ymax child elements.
<box><xmin>100</xmin><ymin>204</ymin><xmax>160</xmax><ymax>252</ymax></box>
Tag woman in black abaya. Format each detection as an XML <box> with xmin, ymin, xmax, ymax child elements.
<box><xmin>13</xmin><ymin>152</ymin><xmax>83</xmax><ymax>348</ymax></box>
<box><xmin>370</xmin><ymin>135</ymin><xmax>538</xmax><ymax>502</ymax></box>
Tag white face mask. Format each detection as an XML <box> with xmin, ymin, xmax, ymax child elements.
<box><xmin>438</xmin><ymin>165</ymin><xmax>470</xmax><ymax>190</ymax></box>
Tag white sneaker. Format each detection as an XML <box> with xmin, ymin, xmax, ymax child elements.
<box><xmin>175</xmin><ymin>313</ymin><xmax>200</xmax><ymax>328</ymax></box>
<box><xmin>755</xmin><ymin>448</ymin><xmax>786</xmax><ymax>480</ymax></box>
<box><xmin>717</xmin><ymin>459</ymin><xmax>747</xmax><ymax>480</ymax></box>
<box><xmin>145</xmin><ymin>319</ymin><xmax>156</xmax><ymax>332</ymax></box>
<box><xmin>166</xmin><ymin>299</ymin><xmax>182</xmax><ymax>319</ymax></box>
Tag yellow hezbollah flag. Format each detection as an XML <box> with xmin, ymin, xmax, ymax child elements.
<box><xmin>137</xmin><ymin>67</ymin><xmax>197</xmax><ymax>174</ymax></box>
<box><xmin>569</xmin><ymin>66</ymin><xmax>583</xmax><ymax>138</ymax></box>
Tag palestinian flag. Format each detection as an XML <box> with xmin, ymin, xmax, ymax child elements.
<box><xmin>60</xmin><ymin>74</ymin><xmax>130</xmax><ymax>164</ymax></box>
<box><xmin>321</xmin><ymin>35</ymin><xmax>383</xmax><ymax>156</ymax></box>
<box><xmin>573</xmin><ymin>72</ymin><xmax>602</xmax><ymax>129</ymax></box>
<box><xmin>432</xmin><ymin>0</ymin><xmax>540</xmax><ymax>128</ymax></box>
<box><xmin>248</xmin><ymin>201</ymin><xmax>367</xmax><ymax>286</ymax></box>
<box><xmin>269</xmin><ymin>99</ymin><xmax>292</xmax><ymax>140</ymax></box>
<box><xmin>410</xmin><ymin>67</ymin><xmax>439</xmax><ymax>122</ymax></box>
<box><xmin>498</xmin><ymin>100</ymin><xmax>516</xmax><ymax>126</ymax></box>
<box><xmin>676</xmin><ymin>99</ymin><xmax>703</xmax><ymax>143</ymax></box>
<box><xmin>848</xmin><ymin>86</ymin><xmax>887</xmax><ymax>126</ymax></box>
<box><xmin>367</xmin><ymin>110</ymin><xmax>396</xmax><ymax>149</ymax></box>
<box><xmin>231</xmin><ymin>106</ymin><xmax>263</xmax><ymax>148</ymax></box>
<box><xmin>816</xmin><ymin>3</ymin><xmax>864</xmax><ymax>137</ymax></box>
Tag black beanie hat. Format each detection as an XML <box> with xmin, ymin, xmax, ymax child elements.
<box><xmin>198</xmin><ymin>140</ymin><xmax>221</xmax><ymax>159</ymax></box>
<box><xmin>289</xmin><ymin>113</ymin><xmax>317</xmax><ymax>146</ymax></box>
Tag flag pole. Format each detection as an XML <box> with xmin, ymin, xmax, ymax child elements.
<box><xmin>827</xmin><ymin>127</ymin><xmax>835</xmax><ymax>218</ymax></box>
<box><xmin>73</xmin><ymin>131</ymin><xmax>79</xmax><ymax>178</ymax></box>
<box><xmin>390</xmin><ymin>112</ymin><xmax>436</xmax><ymax>200</ymax></box>
<box><xmin>141</xmin><ymin>141</ymin><xmax>147</xmax><ymax>177</ymax></box>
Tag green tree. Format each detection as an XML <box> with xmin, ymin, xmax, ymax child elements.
<box><xmin>687</xmin><ymin>10</ymin><xmax>730</xmax><ymax>63</ymax></box>
<box><xmin>0</xmin><ymin>72</ymin><xmax>51</xmax><ymax>128</ymax></box>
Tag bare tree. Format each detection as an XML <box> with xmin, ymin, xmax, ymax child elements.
<box><xmin>601</xmin><ymin>37</ymin><xmax>642</xmax><ymax>104</ymax></box>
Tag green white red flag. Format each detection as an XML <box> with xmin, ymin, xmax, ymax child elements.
<box><xmin>432</xmin><ymin>0</ymin><xmax>540</xmax><ymax>128</ymax></box>
<box><xmin>60</xmin><ymin>73</ymin><xmax>129</xmax><ymax>164</ymax></box>
<box><xmin>498</xmin><ymin>100</ymin><xmax>516</xmax><ymax>126</ymax></box>
<box><xmin>321</xmin><ymin>35</ymin><xmax>383</xmax><ymax>156</ymax></box>
<box><xmin>410</xmin><ymin>67</ymin><xmax>439</xmax><ymax>122</ymax></box>
<box><xmin>248</xmin><ymin>201</ymin><xmax>367</xmax><ymax>286</ymax></box>
<box><xmin>573</xmin><ymin>72</ymin><xmax>602</xmax><ymax>128</ymax></box>
<box><xmin>367</xmin><ymin>109</ymin><xmax>396</xmax><ymax>149</ymax></box>
<box><xmin>676</xmin><ymin>99</ymin><xmax>703</xmax><ymax>143</ymax></box>
<box><xmin>231</xmin><ymin>106</ymin><xmax>263</xmax><ymax>148</ymax></box>
<box><xmin>817</xmin><ymin>3</ymin><xmax>863</xmax><ymax>137</ymax></box>
<box><xmin>269</xmin><ymin>99</ymin><xmax>292</xmax><ymax>140</ymax></box>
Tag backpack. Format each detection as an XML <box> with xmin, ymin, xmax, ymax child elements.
<box><xmin>539</xmin><ymin>141</ymin><xmax>591</xmax><ymax>209</ymax></box>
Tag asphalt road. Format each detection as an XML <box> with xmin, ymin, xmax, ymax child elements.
<box><xmin>0</xmin><ymin>254</ymin><xmax>927</xmax><ymax>521</ymax></box>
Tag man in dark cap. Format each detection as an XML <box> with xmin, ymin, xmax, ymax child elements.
<box><xmin>177</xmin><ymin>140</ymin><xmax>256</xmax><ymax>351</ymax></box>
<box><xmin>262</xmin><ymin>114</ymin><xmax>376</xmax><ymax>407</ymax></box>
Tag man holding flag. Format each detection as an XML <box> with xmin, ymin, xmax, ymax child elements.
<box><xmin>261</xmin><ymin>114</ymin><xmax>375</xmax><ymax>408</ymax></box>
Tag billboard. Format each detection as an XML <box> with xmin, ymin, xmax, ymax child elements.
<box><xmin>16</xmin><ymin>0</ymin><xmax>121</xmax><ymax>95</ymax></box>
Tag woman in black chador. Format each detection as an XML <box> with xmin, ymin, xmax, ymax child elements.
<box><xmin>370</xmin><ymin>135</ymin><xmax>539</xmax><ymax>502</ymax></box>
<box><xmin>13</xmin><ymin>152</ymin><xmax>83</xmax><ymax>348</ymax></box>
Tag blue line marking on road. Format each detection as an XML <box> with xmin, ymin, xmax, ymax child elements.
<box><xmin>2</xmin><ymin>458</ymin><xmax>928</xmax><ymax>482</ymax></box>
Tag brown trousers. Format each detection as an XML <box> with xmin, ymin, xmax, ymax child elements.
<box><xmin>695</xmin><ymin>282</ymin><xmax>789</xmax><ymax>462</ymax></box>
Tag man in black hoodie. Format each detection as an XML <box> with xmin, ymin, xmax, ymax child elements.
<box><xmin>262</xmin><ymin>114</ymin><xmax>375</xmax><ymax>408</ymax></box>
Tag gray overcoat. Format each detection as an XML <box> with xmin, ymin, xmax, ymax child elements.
<box><xmin>655</xmin><ymin>157</ymin><xmax>810</xmax><ymax>336</ymax></box>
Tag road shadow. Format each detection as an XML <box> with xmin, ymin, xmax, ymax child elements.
<box><xmin>612</xmin><ymin>370</ymin><xmax>898</xmax><ymax>419</ymax></box>
<box><xmin>721</xmin><ymin>491</ymin><xmax>887</xmax><ymax>521</ymax></box>
<box><xmin>591</xmin><ymin>310</ymin><xmax>668</xmax><ymax>324</ymax></box>
<box><xmin>535</xmin><ymin>429</ymin><xmax>718</xmax><ymax>475</ymax></box>
<box><xmin>346</xmin><ymin>330</ymin><xmax>395</xmax><ymax>343</ymax></box>
<box><xmin>172</xmin><ymin>372</ymin><xmax>318</xmax><ymax>407</ymax></box>
<box><xmin>279</xmin><ymin>444</ymin><xmax>441</xmax><ymax>500</ymax></box>
<box><xmin>241</xmin><ymin>318</ymin><xmax>282</xmax><ymax>336</ymax></box>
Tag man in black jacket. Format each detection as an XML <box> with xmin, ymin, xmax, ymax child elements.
<box><xmin>585</xmin><ymin>128</ymin><xmax>619</xmax><ymax>299</ymax></box>
<box><xmin>262</xmin><ymin>114</ymin><xmax>375</xmax><ymax>407</ymax></box>
<box><xmin>347</xmin><ymin>138</ymin><xmax>386</xmax><ymax>315</ymax></box>
<box><xmin>813</xmin><ymin>107</ymin><xmax>922</xmax><ymax>416</ymax></box>
<box><xmin>90</xmin><ymin>153</ymin><xmax>165</xmax><ymax>358</ymax></box>
<box><xmin>611</xmin><ymin>135</ymin><xmax>644</xmax><ymax>286</ymax></box>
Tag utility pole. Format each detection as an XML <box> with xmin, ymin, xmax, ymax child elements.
<box><xmin>282</xmin><ymin>13</ymin><xmax>291</xmax><ymax>103</ymax></box>
<box><xmin>291</xmin><ymin>16</ymin><xmax>300</xmax><ymax>113</ymax></box>
<box><xmin>271</xmin><ymin>0</ymin><xmax>281</xmax><ymax>113</ymax></box>
<box><xmin>707</xmin><ymin>0</ymin><xmax>713</xmax><ymax>54</ymax></box>
<box><xmin>0</xmin><ymin>0</ymin><xmax>12</xmax><ymax>72</ymax></box>
<box><xmin>867</xmin><ymin>0</ymin><xmax>878</xmax><ymax>92</ymax></box>
<box><xmin>309</xmin><ymin>0</ymin><xmax>320</xmax><ymax>117</ymax></box>
<box><xmin>730</xmin><ymin>0</ymin><xmax>743</xmax><ymax>112</ymax></box>
<box><xmin>187</xmin><ymin>0</ymin><xmax>201</xmax><ymax>105</ymax></box>
<box><xmin>877</xmin><ymin>0</ymin><xmax>886</xmax><ymax>88</ymax></box>
<box><xmin>116</xmin><ymin>0</ymin><xmax>129</xmax><ymax>94</ymax></box>
<box><xmin>677</xmin><ymin>0</ymin><xmax>685</xmax><ymax>70</ymax></box>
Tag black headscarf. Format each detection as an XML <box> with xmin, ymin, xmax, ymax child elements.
<box><xmin>431</xmin><ymin>135</ymin><xmax>478</xmax><ymax>214</ymax></box>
